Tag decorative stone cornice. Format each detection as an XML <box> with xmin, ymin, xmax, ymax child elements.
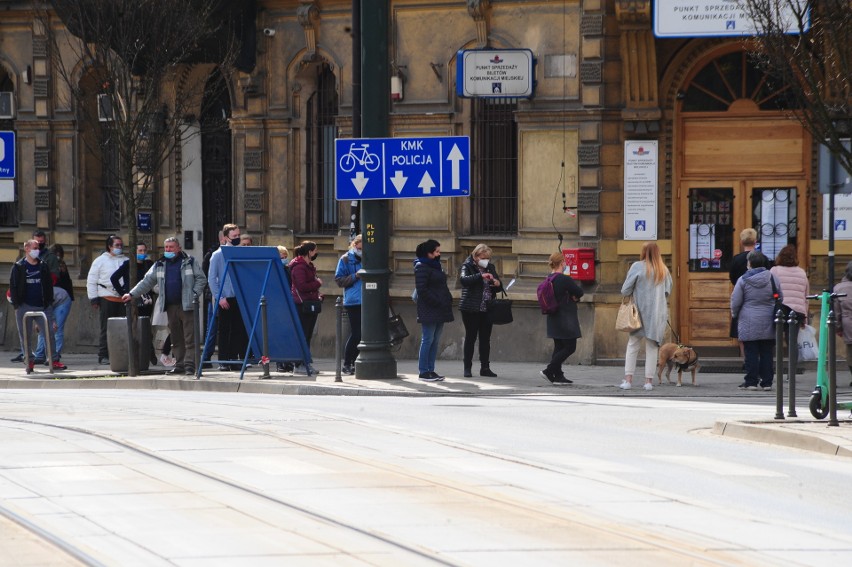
<box><xmin>466</xmin><ymin>0</ymin><xmax>491</xmax><ymax>48</ymax></box>
<box><xmin>297</xmin><ymin>2</ymin><xmax>320</xmax><ymax>60</ymax></box>
<box><xmin>615</xmin><ymin>0</ymin><xmax>651</xmax><ymax>26</ymax></box>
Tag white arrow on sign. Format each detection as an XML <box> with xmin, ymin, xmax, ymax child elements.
<box><xmin>351</xmin><ymin>171</ymin><xmax>369</xmax><ymax>195</ymax></box>
<box><xmin>447</xmin><ymin>144</ymin><xmax>465</xmax><ymax>190</ymax></box>
<box><xmin>390</xmin><ymin>170</ymin><xmax>407</xmax><ymax>194</ymax></box>
<box><xmin>419</xmin><ymin>171</ymin><xmax>435</xmax><ymax>194</ymax></box>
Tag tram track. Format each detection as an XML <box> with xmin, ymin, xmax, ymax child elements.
<box><xmin>0</xmin><ymin>394</ymin><xmax>808</xmax><ymax>566</ymax></box>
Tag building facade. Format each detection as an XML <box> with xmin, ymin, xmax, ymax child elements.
<box><xmin>0</xmin><ymin>0</ymin><xmax>837</xmax><ymax>362</ymax></box>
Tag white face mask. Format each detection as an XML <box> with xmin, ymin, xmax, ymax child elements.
<box><xmin>477</xmin><ymin>259</ymin><xmax>489</xmax><ymax>269</ymax></box>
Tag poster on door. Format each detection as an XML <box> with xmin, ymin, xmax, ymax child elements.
<box><xmin>624</xmin><ymin>141</ymin><xmax>658</xmax><ymax>240</ymax></box>
<box><xmin>822</xmin><ymin>193</ymin><xmax>852</xmax><ymax>240</ymax></box>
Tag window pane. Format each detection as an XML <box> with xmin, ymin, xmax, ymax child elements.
<box><xmin>688</xmin><ymin>188</ymin><xmax>734</xmax><ymax>272</ymax></box>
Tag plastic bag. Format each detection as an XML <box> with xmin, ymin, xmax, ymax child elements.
<box><xmin>797</xmin><ymin>324</ymin><xmax>818</xmax><ymax>361</ymax></box>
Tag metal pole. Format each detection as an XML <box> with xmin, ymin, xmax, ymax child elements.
<box><xmin>351</xmin><ymin>0</ymin><xmax>361</xmax><ymax>240</ymax></box>
<box><xmin>356</xmin><ymin>0</ymin><xmax>397</xmax><ymax>380</ymax></box>
<box><xmin>126</xmin><ymin>302</ymin><xmax>138</xmax><ymax>377</ymax></box>
<box><xmin>828</xmin><ymin>308</ymin><xmax>839</xmax><ymax>426</ymax></box>
<box><xmin>193</xmin><ymin>295</ymin><xmax>201</xmax><ymax>375</ymax></box>
<box><xmin>260</xmin><ymin>296</ymin><xmax>270</xmax><ymax>379</ymax></box>
<box><xmin>787</xmin><ymin>310</ymin><xmax>798</xmax><ymax>417</ymax></box>
<box><xmin>335</xmin><ymin>297</ymin><xmax>343</xmax><ymax>382</ymax></box>
<box><xmin>774</xmin><ymin>308</ymin><xmax>784</xmax><ymax>420</ymax></box>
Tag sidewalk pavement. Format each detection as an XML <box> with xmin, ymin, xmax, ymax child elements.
<box><xmin>2</xmin><ymin>352</ymin><xmax>851</xmax><ymax>457</ymax></box>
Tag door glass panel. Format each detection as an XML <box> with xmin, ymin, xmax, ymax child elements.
<box><xmin>688</xmin><ymin>188</ymin><xmax>734</xmax><ymax>272</ymax></box>
<box><xmin>752</xmin><ymin>187</ymin><xmax>797</xmax><ymax>260</ymax></box>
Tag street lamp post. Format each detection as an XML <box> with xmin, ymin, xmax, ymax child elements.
<box><xmin>354</xmin><ymin>0</ymin><xmax>397</xmax><ymax>380</ymax></box>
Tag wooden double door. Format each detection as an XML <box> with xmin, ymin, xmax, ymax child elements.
<box><xmin>675</xmin><ymin>116</ymin><xmax>809</xmax><ymax>346</ymax></box>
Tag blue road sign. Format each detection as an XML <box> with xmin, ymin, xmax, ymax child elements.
<box><xmin>0</xmin><ymin>132</ymin><xmax>15</xmax><ymax>179</ymax></box>
<box><xmin>335</xmin><ymin>136</ymin><xmax>470</xmax><ymax>200</ymax></box>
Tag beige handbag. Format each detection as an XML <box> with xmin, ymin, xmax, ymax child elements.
<box><xmin>615</xmin><ymin>296</ymin><xmax>642</xmax><ymax>332</ymax></box>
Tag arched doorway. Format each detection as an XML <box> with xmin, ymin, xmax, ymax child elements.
<box><xmin>674</xmin><ymin>49</ymin><xmax>810</xmax><ymax>347</ymax></box>
<box><xmin>200</xmin><ymin>73</ymin><xmax>232</xmax><ymax>252</ymax></box>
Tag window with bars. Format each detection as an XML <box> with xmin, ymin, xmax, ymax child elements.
<box><xmin>305</xmin><ymin>64</ymin><xmax>338</xmax><ymax>234</ymax></box>
<box><xmin>470</xmin><ymin>98</ymin><xmax>518</xmax><ymax>235</ymax></box>
<box><xmin>100</xmin><ymin>127</ymin><xmax>121</xmax><ymax>230</ymax></box>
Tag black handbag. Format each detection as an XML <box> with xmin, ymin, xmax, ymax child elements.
<box><xmin>302</xmin><ymin>299</ymin><xmax>323</xmax><ymax>314</ymax></box>
<box><xmin>486</xmin><ymin>291</ymin><xmax>513</xmax><ymax>325</ymax></box>
<box><xmin>388</xmin><ymin>303</ymin><xmax>409</xmax><ymax>345</ymax></box>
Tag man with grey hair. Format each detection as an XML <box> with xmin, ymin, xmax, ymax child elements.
<box><xmin>122</xmin><ymin>237</ymin><xmax>206</xmax><ymax>375</ymax></box>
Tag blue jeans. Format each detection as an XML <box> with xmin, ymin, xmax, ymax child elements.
<box><xmin>418</xmin><ymin>322</ymin><xmax>444</xmax><ymax>374</ymax></box>
<box><xmin>35</xmin><ymin>300</ymin><xmax>70</xmax><ymax>360</ymax></box>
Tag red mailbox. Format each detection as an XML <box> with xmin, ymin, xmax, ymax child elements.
<box><xmin>562</xmin><ymin>248</ymin><xmax>596</xmax><ymax>281</ymax></box>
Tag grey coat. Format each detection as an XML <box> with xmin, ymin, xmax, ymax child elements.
<box><xmin>730</xmin><ymin>267</ymin><xmax>780</xmax><ymax>342</ymax></box>
<box><xmin>833</xmin><ymin>278</ymin><xmax>852</xmax><ymax>344</ymax></box>
<box><xmin>621</xmin><ymin>261</ymin><xmax>672</xmax><ymax>346</ymax></box>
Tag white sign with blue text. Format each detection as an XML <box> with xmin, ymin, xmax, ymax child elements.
<box><xmin>335</xmin><ymin>136</ymin><xmax>470</xmax><ymax>201</ymax></box>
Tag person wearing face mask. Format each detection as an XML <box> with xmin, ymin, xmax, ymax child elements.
<box><xmin>32</xmin><ymin>230</ymin><xmax>60</xmax><ymax>283</ymax></box>
<box><xmin>86</xmin><ymin>235</ymin><xmax>128</xmax><ymax>365</ymax></box>
<box><xmin>10</xmin><ymin>239</ymin><xmax>64</xmax><ymax>372</ymax></box>
<box><xmin>414</xmin><ymin>239</ymin><xmax>454</xmax><ymax>382</ymax></box>
<box><xmin>290</xmin><ymin>241</ymin><xmax>323</xmax><ymax>367</ymax></box>
<box><xmin>208</xmin><ymin>224</ymin><xmax>249</xmax><ymax>371</ymax></box>
<box><xmin>110</xmin><ymin>242</ymin><xmax>155</xmax><ymax>317</ymax></box>
<box><xmin>123</xmin><ymin>237</ymin><xmax>207</xmax><ymax>376</ymax></box>
<box><xmin>334</xmin><ymin>235</ymin><xmax>363</xmax><ymax>375</ymax></box>
<box><xmin>459</xmin><ymin>243</ymin><xmax>503</xmax><ymax>378</ymax></box>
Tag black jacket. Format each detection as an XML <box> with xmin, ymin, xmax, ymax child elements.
<box><xmin>10</xmin><ymin>258</ymin><xmax>53</xmax><ymax>309</ymax></box>
<box><xmin>414</xmin><ymin>260</ymin><xmax>454</xmax><ymax>324</ymax></box>
<box><xmin>459</xmin><ymin>256</ymin><xmax>503</xmax><ymax>312</ymax></box>
<box><xmin>546</xmin><ymin>273</ymin><xmax>584</xmax><ymax>339</ymax></box>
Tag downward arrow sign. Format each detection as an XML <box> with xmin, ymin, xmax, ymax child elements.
<box><xmin>351</xmin><ymin>171</ymin><xmax>369</xmax><ymax>195</ymax></box>
<box><xmin>419</xmin><ymin>171</ymin><xmax>435</xmax><ymax>194</ymax></box>
<box><xmin>447</xmin><ymin>144</ymin><xmax>464</xmax><ymax>190</ymax></box>
<box><xmin>390</xmin><ymin>170</ymin><xmax>407</xmax><ymax>193</ymax></box>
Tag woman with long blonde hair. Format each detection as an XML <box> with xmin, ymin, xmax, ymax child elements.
<box><xmin>619</xmin><ymin>242</ymin><xmax>672</xmax><ymax>391</ymax></box>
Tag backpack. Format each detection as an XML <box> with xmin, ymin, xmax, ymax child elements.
<box><xmin>537</xmin><ymin>273</ymin><xmax>560</xmax><ymax>314</ymax></box>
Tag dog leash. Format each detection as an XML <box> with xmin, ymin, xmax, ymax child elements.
<box><xmin>667</xmin><ymin>320</ymin><xmax>682</xmax><ymax>345</ymax></box>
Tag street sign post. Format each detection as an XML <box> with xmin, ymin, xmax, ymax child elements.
<box><xmin>335</xmin><ymin>136</ymin><xmax>470</xmax><ymax>200</ymax></box>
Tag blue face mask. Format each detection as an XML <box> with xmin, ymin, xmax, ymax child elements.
<box><xmin>112</xmin><ymin>247</ymin><xmax>123</xmax><ymax>255</ymax></box>
<box><xmin>137</xmin><ymin>254</ymin><xmax>147</xmax><ymax>261</ymax></box>
<box><xmin>281</xmin><ymin>258</ymin><xmax>290</xmax><ymax>266</ymax></box>
<box><xmin>164</xmin><ymin>251</ymin><xmax>176</xmax><ymax>260</ymax></box>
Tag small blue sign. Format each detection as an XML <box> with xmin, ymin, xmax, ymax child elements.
<box><xmin>0</xmin><ymin>131</ymin><xmax>15</xmax><ymax>179</ymax></box>
<box><xmin>137</xmin><ymin>213</ymin><xmax>152</xmax><ymax>232</ymax></box>
<box><xmin>335</xmin><ymin>136</ymin><xmax>470</xmax><ymax>201</ymax></box>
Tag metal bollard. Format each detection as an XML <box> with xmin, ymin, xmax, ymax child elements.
<box><xmin>125</xmin><ymin>302</ymin><xmax>138</xmax><ymax>377</ymax></box>
<box><xmin>193</xmin><ymin>294</ymin><xmax>201</xmax><ymax>377</ymax></box>
<box><xmin>786</xmin><ymin>309</ymin><xmax>798</xmax><ymax>417</ymax></box>
<box><xmin>334</xmin><ymin>297</ymin><xmax>343</xmax><ymax>382</ymax></box>
<box><xmin>827</xmin><ymin>309</ymin><xmax>839</xmax><ymax>426</ymax></box>
<box><xmin>774</xmin><ymin>308</ymin><xmax>785</xmax><ymax>420</ymax></box>
<box><xmin>261</xmin><ymin>296</ymin><xmax>270</xmax><ymax>379</ymax></box>
<box><xmin>22</xmin><ymin>311</ymin><xmax>53</xmax><ymax>376</ymax></box>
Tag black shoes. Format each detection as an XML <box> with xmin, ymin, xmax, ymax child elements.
<box><xmin>480</xmin><ymin>367</ymin><xmax>498</xmax><ymax>377</ymax></box>
<box><xmin>418</xmin><ymin>372</ymin><xmax>445</xmax><ymax>382</ymax></box>
<box><xmin>11</xmin><ymin>353</ymin><xmax>25</xmax><ymax>362</ymax></box>
<box><xmin>539</xmin><ymin>368</ymin><xmax>572</xmax><ymax>385</ymax></box>
<box><xmin>463</xmin><ymin>367</ymin><xmax>473</xmax><ymax>378</ymax></box>
<box><xmin>98</xmin><ymin>357</ymin><xmax>110</xmax><ymax>365</ymax></box>
<box><xmin>341</xmin><ymin>364</ymin><xmax>355</xmax><ymax>376</ymax></box>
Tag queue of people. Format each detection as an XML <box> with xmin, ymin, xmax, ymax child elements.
<box><xmin>7</xmin><ymin>229</ymin><xmax>830</xmax><ymax>388</ymax></box>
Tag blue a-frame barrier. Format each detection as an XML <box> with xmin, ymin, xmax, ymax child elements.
<box><xmin>197</xmin><ymin>246</ymin><xmax>313</xmax><ymax>380</ymax></box>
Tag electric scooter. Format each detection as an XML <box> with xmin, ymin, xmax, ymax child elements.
<box><xmin>807</xmin><ymin>290</ymin><xmax>852</xmax><ymax>419</ymax></box>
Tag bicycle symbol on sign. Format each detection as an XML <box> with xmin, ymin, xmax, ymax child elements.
<box><xmin>339</xmin><ymin>143</ymin><xmax>380</xmax><ymax>173</ymax></box>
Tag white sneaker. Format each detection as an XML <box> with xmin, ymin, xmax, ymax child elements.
<box><xmin>643</xmin><ymin>382</ymin><xmax>654</xmax><ymax>391</ymax></box>
<box><xmin>619</xmin><ymin>380</ymin><xmax>632</xmax><ymax>390</ymax></box>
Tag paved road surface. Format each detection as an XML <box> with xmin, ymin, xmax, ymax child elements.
<box><xmin>1</xmin><ymin>390</ymin><xmax>850</xmax><ymax>566</ymax></box>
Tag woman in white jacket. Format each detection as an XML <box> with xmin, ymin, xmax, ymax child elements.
<box><xmin>770</xmin><ymin>244</ymin><xmax>809</xmax><ymax>369</ymax></box>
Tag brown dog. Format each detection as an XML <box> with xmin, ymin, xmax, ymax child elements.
<box><xmin>656</xmin><ymin>343</ymin><xmax>700</xmax><ymax>386</ymax></box>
